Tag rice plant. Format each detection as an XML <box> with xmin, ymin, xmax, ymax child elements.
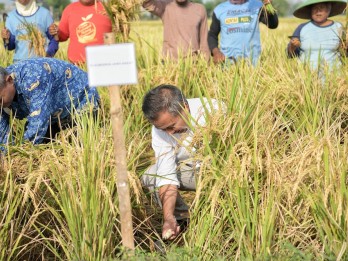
<box><xmin>263</xmin><ymin>1</ymin><xmax>277</xmax><ymax>15</ymax></box>
<box><xmin>1</xmin><ymin>17</ymin><xmax>348</xmax><ymax>260</ymax></box>
<box><xmin>103</xmin><ymin>0</ymin><xmax>142</xmax><ymax>42</ymax></box>
<box><xmin>17</xmin><ymin>21</ymin><xmax>46</xmax><ymax>57</ymax></box>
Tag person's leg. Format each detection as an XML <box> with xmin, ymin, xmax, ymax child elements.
<box><xmin>174</xmin><ymin>163</ymin><xmax>196</xmax><ymax>220</ymax></box>
<box><xmin>141</xmin><ymin>163</ymin><xmax>197</xmax><ymax>220</ymax></box>
<box><xmin>42</xmin><ymin>121</ymin><xmax>62</xmax><ymax>144</ymax></box>
<box><xmin>141</xmin><ymin>164</ymin><xmax>163</xmax><ymax>207</ymax></box>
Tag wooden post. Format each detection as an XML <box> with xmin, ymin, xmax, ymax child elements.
<box><xmin>104</xmin><ymin>32</ymin><xmax>135</xmax><ymax>250</ymax></box>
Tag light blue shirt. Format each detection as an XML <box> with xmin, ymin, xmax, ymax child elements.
<box><xmin>290</xmin><ymin>21</ymin><xmax>343</xmax><ymax>70</ymax></box>
<box><xmin>6</xmin><ymin>7</ymin><xmax>56</xmax><ymax>62</ymax></box>
<box><xmin>213</xmin><ymin>0</ymin><xmax>263</xmax><ymax>65</ymax></box>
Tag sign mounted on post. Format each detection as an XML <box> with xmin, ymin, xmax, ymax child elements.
<box><xmin>86</xmin><ymin>43</ymin><xmax>138</xmax><ymax>86</ymax></box>
<box><xmin>86</xmin><ymin>33</ymin><xmax>136</xmax><ymax>251</ymax></box>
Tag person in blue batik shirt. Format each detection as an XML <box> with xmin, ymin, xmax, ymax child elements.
<box><xmin>287</xmin><ymin>0</ymin><xmax>346</xmax><ymax>71</ymax></box>
<box><xmin>1</xmin><ymin>0</ymin><xmax>58</xmax><ymax>63</ymax></box>
<box><xmin>0</xmin><ymin>58</ymin><xmax>100</xmax><ymax>151</ymax></box>
<box><xmin>208</xmin><ymin>0</ymin><xmax>278</xmax><ymax>66</ymax></box>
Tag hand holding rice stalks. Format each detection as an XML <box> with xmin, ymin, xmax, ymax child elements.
<box><xmin>103</xmin><ymin>0</ymin><xmax>142</xmax><ymax>42</ymax></box>
<box><xmin>162</xmin><ymin>229</ymin><xmax>175</xmax><ymax>240</ymax></box>
<box><xmin>262</xmin><ymin>0</ymin><xmax>277</xmax><ymax>15</ymax></box>
<box><xmin>17</xmin><ymin>22</ymin><xmax>46</xmax><ymax>57</ymax></box>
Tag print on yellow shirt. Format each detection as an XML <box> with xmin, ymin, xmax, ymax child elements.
<box><xmin>76</xmin><ymin>14</ymin><xmax>97</xmax><ymax>43</ymax></box>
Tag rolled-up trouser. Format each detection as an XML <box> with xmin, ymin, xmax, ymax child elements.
<box><xmin>141</xmin><ymin>163</ymin><xmax>197</xmax><ymax>221</ymax></box>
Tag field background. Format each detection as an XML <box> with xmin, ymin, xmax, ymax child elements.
<box><xmin>1</xmin><ymin>16</ymin><xmax>348</xmax><ymax>260</ymax></box>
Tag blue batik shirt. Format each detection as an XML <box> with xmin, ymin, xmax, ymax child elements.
<box><xmin>213</xmin><ymin>0</ymin><xmax>263</xmax><ymax>65</ymax></box>
<box><xmin>0</xmin><ymin>58</ymin><xmax>100</xmax><ymax>149</ymax></box>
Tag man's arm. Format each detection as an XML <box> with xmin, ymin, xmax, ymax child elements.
<box><xmin>3</xmin><ymin>18</ymin><xmax>16</xmax><ymax>50</ymax></box>
<box><xmin>199</xmin><ymin>6</ymin><xmax>210</xmax><ymax>61</ymax></box>
<box><xmin>287</xmin><ymin>38</ymin><xmax>301</xmax><ymax>58</ymax></box>
<box><xmin>159</xmin><ymin>184</ymin><xmax>180</xmax><ymax>239</ymax></box>
<box><xmin>45</xmin><ymin>30</ymin><xmax>59</xmax><ymax>57</ymax></box>
<box><xmin>24</xmin><ymin>100</ymin><xmax>52</xmax><ymax>144</ymax></box>
<box><xmin>57</xmin><ymin>6</ymin><xmax>70</xmax><ymax>42</ymax></box>
<box><xmin>22</xmin><ymin>69</ymin><xmax>53</xmax><ymax>144</ymax></box>
<box><xmin>208</xmin><ymin>12</ymin><xmax>225</xmax><ymax>64</ymax></box>
<box><xmin>142</xmin><ymin>0</ymin><xmax>167</xmax><ymax>18</ymax></box>
<box><xmin>2</xmin><ymin>31</ymin><xmax>15</xmax><ymax>50</ymax></box>
<box><xmin>286</xmin><ymin>25</ymin><xmax>303</xmax><ymax>58</ymax></box>
<box><xmin>152</xmin><ymin>128</ymin><xmax>181</xmax><ymax>239</ymax></box>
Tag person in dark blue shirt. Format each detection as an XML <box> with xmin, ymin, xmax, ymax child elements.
<box><xmin>0</xmin><ymin>58</ymin><xmax>100</xmax><ymax>151</ymax></box>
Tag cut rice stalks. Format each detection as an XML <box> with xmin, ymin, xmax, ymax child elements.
<box><xmin>17</xmin><ymin>21</ymin><xmax>46</xmax><ymax>57</ymax></box>
<box><xmin>103</xmin><ymin>0</ymin><xmax>142</xmax><ymax>42</ymax></box>
<box><xmin>263</xmin><ymin>0</ymin><xmax>277</xmax><ymax>15</ymax></box>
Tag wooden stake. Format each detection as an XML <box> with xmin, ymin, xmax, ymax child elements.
<box><xmin>104</xmin><ymin>32</ymin><xmax>135</xmax><ymax>250</ymax></box>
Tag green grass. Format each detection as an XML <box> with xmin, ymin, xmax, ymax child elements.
<box><xmin>1</xmin><ymin>18</ymin><xmax>348</xmax><ymax>260</ymax></box>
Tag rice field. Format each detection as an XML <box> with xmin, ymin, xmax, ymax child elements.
<box><xmin>1</xmin><ymin>17</ymin><xmax>348</xmax><ymax>260</ymax></box>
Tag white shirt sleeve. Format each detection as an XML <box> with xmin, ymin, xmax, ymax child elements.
<box><xmin>150</xmin><ymin>98</ymin><xmax>223</xmax><ymax>188</ymax></box>
<box><xmin>152</xmin><ymin>126</ymin><xmax>180</xmax><ymax>187</ymax></box>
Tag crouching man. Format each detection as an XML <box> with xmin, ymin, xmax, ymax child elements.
<box><xmin>141</xmin><ymin>84</ymin><xmax>220</xmax><ymax>240</ymax></box>
<box><xmin>0</xmin><ymin>57</ymin><xmax>100</xmax><ymax>151</ymax></box>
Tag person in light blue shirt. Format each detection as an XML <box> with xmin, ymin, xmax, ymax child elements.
<box><xmin>208</xmin><ymin>0</ymin><xmax>278</xmax><ymax>66</ymax></box>
<box><xmin>0</xmin><ymin>58</ymin><xmax>100</xmax><ymax>152</ymax></box>
<box><xmin>287</xmin><ymin>0</ymin><xmax>346</xmax><ymax>71</ymax></box>
<box><xmin>1</xmin><ymin>0</ymin><xmax>58</xmax><ymax>63</ymax></box>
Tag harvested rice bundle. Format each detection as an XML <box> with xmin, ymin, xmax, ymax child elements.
<box><xmin>263</xmin><ymin>0</ymin><xmax>277</xmax><ymax>15</ymax></box>
<box><xmin>17</xmin><ymin>22</ymin><xmax>46</xmax><ymax>57</ymax></box>
<box><xmin>103</xmin><ymin>0</ymin><xmax>142</xmax><ymax>42</ymax></box>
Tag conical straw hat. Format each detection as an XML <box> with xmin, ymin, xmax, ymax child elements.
<box><xmin>293</xmin><ymin>0</ymin><xmax>346</xmax><ymax>19</ymax></box>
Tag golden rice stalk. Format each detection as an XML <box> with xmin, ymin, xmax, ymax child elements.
<box><xmin>338</xmin><ymin>5</ymin><xmax>347</xmax><ymax>59</ymax></box>
<box><xmin>263</xmin><ymin>0</ymin><xmax>277</xmax><ymax>15</ymax></box>
<box><xmin>344</xmin><ymin>4</ymin><xmax>348</xmax><ymax>50</ymax></box>
<box><xmin>102</xmin><ymin>0</ymin><xmax>142</xmax><ymax>42</ymax></box>
<box><xmin>17</xmin><ymin>21</ymin><xmax>46</xmax><ymax>57</ymax></box>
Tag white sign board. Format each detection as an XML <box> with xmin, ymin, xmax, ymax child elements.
<box><xmin>86</xmin><ymin>43</ymin><xmax>138</xmax><ymax>86</ymax></box>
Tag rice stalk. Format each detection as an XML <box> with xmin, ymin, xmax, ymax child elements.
<box><xmin>17</xmin><ymin>21</ymin><xmax>46</xmax><ymax>57</ymax></box>
<box><xmin>263</xmin><ymin>1</ymin><xmax>277</xmax><ymax>15</ymax></box>
<box><xmin>2</xmin><ymin>17</ymin><xmax>348</xmax><ymax>259</ymax></box>
<box><xmin>102</xmin><ymin>0</ymin><xmax>142</xmax><ymax>42</ymax></box>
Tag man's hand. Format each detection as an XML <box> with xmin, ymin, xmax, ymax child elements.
<box><xmin>1</xmin><ymin>28</ymin><xmax>10</xmax><ymax>43</ymax></box>
<box><xmin>287</xmin><ymin>37</ymin><xmax>301</xmax><ymax>56</ymax></box>
<box><xmin>212</xmin><ymin>48</ymin><xmax>225</xmax><ymax>64</ymax></box>
<box><xmin>159</xmin><ymin>184</ymin><xmax>179</xmax><ymax>240</ymax></box>
<box><xmin>263</xmin><ymin>0</ymin><xmax>272</xmax><ymax>5</ymax></box>
<box><xmin>289</xmin><ymin>37</ymin><xmax>301</xmax><ymax>48</ymax></box>
<box><xmin>288</xmin><ymin>37</ymin><xmax>301</xmax><ymax>53</ymax></box>
<box><xmin>48</xmin><ymin>23</ymin><xmax>59</xmax><ymax>41</ymax></box>
<box><xmin>162</xmin><ymin>216</ymin><xmax>180</xmax><ymax>240</ymax></box>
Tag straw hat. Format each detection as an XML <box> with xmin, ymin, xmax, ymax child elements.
<box><xmin>293</xmin><ymin>0</ymin><xmax>347</xmax><ymax>19</ymax></box>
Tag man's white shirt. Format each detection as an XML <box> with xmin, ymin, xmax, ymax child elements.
<box><xmin>151</xmin><ymin>98</ymin><xmax>220</xmax><ymax>187</ymax></box>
